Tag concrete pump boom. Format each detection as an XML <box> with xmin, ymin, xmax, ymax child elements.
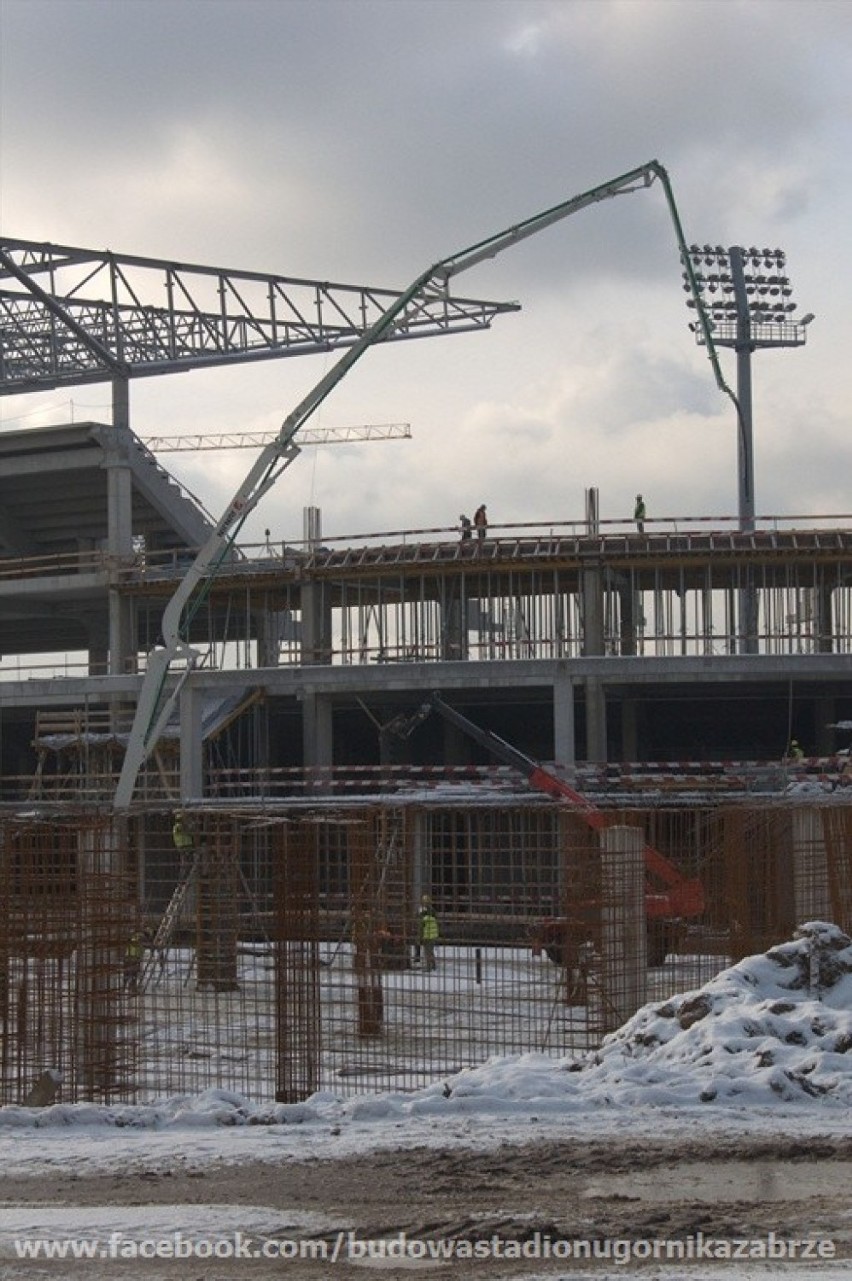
<box><xmin>114</xmin><ymin>160</ymin><xmax>733</xmax><ymax>808</ymax></box>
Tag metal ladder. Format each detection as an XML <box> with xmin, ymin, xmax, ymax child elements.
<box><xmin>139</xmin><ymin>852</ymin><xmax>199</xmax><ymax>991</ymax></box>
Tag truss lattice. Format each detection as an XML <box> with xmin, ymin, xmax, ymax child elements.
<box><xmin>0</xmin><ymin>238</ymin><xmax>519</xmax><ymax>394</ymax></box>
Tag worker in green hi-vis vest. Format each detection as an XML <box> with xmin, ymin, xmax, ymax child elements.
<box><xmin>418</xmin><ymin>896</ymin><xmax>440</xmax><ymax>971</ymax></box>
<box><xmin>172</xmin><ymin>811</ymin><xmax>195</xmax><ymax>875</ymax></box>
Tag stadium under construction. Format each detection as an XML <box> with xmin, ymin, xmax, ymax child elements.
<box><xmin>0</xmin><ymin>416</ymin><xmax>849</xmax><ymax>793</ymax></box>
<box><xmin>1</xmin><ymin>198</ymin><xmax>850</xmax><ymax>1105</ymax></box>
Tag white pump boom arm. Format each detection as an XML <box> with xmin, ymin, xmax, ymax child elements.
<box><xmin>114</xmin><ymin>159</ymin><xmax>733</xmax><ymax>808</ymax></box>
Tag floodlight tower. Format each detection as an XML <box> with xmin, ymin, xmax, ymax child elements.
<box><xmin>682</xmin><ymin>244</ymin><xmax>812</xmax><ymax>532</ymax></box>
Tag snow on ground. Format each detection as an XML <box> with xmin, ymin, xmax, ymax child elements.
<box><xmin>3</xmin><ymin>921</ymin><xmax>852</xmax><ymax>1178</ymax></box>
<box><xmin>3</xmin><ymin>924</ymin><xmax>852</xmax><ymax>1276</ymax></box>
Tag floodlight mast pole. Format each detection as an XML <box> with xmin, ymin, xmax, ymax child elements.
<box><xmin>729</xmin><ymin>245</ymin><xmax>760</xmax><ymax>653</ymax></box>
<box><xmin>115</xmin><ymin>159</ymin><xmax>729</xmax><ymax>809</ymax></box>
<box><xmin>684</xmin><ymin>241</ymin><xmax>811</xmax><ymax>654</ymax></box>
<box><xmin>729</xmin><ymin>246</ymin><xmax>756</xmax><ymax>533</ymax></box>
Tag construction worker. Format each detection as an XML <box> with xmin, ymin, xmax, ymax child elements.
<box><xmin>418</xmin><ymin>896</ymin><xmax>440</xmax><ymax>971</ymax></box>
<box><xmin>124</xmin><ymin>931</ymin><xmax>143</xmax><ymax>992</ymax></box>
<box><xmin>568</xmin><ymin>938</ymin><xmax>599</xmax><ymax>1004</ymax></box>
<box><xmin>787</xmin><ymin>738</ymin><xmax>805</xmax><ymax>762</ymax></box>
<box><xmin>473</xmin><ymin>504</ymin><xmax>487</xmax><ymax>541</ymax></box>
<box><xmin>634</xmin><ymin>494</ymin><xmax>646</xmax><ymax>534</ymax></box>
<box><xmin>459</xmin><ymin>513</ymin><xmax>472</xmax><ymax>541</ymax></box>
<box><xmin>172</xmin><ymin>811</ymin><xmax>194</xmax><ymax>875</ymax></box>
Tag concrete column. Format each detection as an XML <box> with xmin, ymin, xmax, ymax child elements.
<box><xmin>441</xmin><ymin>593</ymin><xmax>467</xmax><ymax>661</ymax></box>
<box><xmin>84</xmin><ymin>613</ymin><xmax>110</xmax><ymax>677</ymax></box>
<box><xmin>108</xmin><ymin>592</ymin><xmax>137</xmax><ymax>676</ymax></box>
<box><xmin>553</xmin><ymin>671</ymin><xmax>575</xmax><ymax>766</ymax></box>
<box><xmin>300</xmin><ymin>582</ymin><xmax>333</xmax><ymax>665</ymax></box>
<box><xmin>584</xmin><ymin>487</ymin><xmax>600</xmax><ymax>533</ymax></box>
<box><xmin>584</xmin><ymin>677</ymin><xmax>607</xmax><ymax>764</ymax></box>
<box><xmin>105</xmin><ymin>381</ymin><xmax>137</xmax><ymax>676</ymax></box>
<box><xmin>105</xmin><ymin>458</ymin><xmax>133</xmax><ymax>558</ymax></box>
<box><xmin>621</xmin><ymin>697</ymin><xmax>639</xmax><ymax>762</ymax></box>
<box><xmin>581</xmin><ymin>566</ymin><xmax>605</xmax><ymax>657</ymax></box>
<box><xmin>179</xmin><ymin>681</ymin><xmax>204</xmax><ymax>802</ymax></box>
<box><xmin>598</xmin><ymin>825</ymin><xmax>647</xmax><ymax>1032</ymax></box>
<box><xmin>581</xmin><ymin>562</ymin><xmax>608</xmax><ymax>765</ymax></box>
<box><xmin>302</xmin><ymin>692</ymin><xmax>333</xmax><ymax>770</ymax></box>
<box><xmin>816</xmin><ymin>581</ymin><xmax>833</xmax><ymax>653</ymax></box>
<box><xmin>303</xmin><ymin>505</ymin><xmax>322</xmax><ymax>547</ymax></box>
<box><xmin>618</xmin><ymin>579</ymin><xmax>636</xmax><ymax>656</ymax></box>
<box><xmin>256</xmin><ymin>610</ymin><xmax>281</xmax><ymax>668</ymax></box>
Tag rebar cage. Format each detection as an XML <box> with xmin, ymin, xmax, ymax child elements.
<box><xmin>1</xmin><ymin>800</ymin><xmax>849</xmax><ymax>1105</ymax></box>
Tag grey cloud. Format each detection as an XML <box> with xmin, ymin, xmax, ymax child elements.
<box><xmin>1</xmin><ymin>0</ymin><xmax>849</xmax><ymax>534</ymax></box>
<box><xmin>5</xmin><ymin>1</ymin><xmax>848</xmax><ymax>280</ymax></box>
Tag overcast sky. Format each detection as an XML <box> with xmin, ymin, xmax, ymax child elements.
<box><xmin>0</xmin><ymin>0</ymin><xmax>849</xmax><ymax>545</ymax></box>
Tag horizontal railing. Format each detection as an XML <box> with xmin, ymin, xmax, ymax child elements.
<box><xmin>2</xmin><ymin>513</ymin><xmax>852</xmax><ymax>586</ymax></box>
<box><xmin>10</xmin><ymin>757</ymin><xmax>852</xmax><ymax>807</ymax></box>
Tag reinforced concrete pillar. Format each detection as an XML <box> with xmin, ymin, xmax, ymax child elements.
<box><xmin>581</xmin><ymin>566</ymin><xmax>605</xmax><ymax>657</ymax></box>
<box><xmin>621</xmin><ymin>698</ymin><xmax>639</xmax><ymax>762</ymax></box>
<box><xmin>580</xmin><ymin>560</ymin><xmax>606</xmax><ymax>766</ymax></box>
<box><xmin>815</xmin><ymin>580</ymin><xmax>833</xmax><ymax>653</ymax></box>
<box><xmin>256</xmin><ymin>610</ymin><xmax>281</xmax><ymax>668</ymax></box>
<box><xmin>584</xmin><ymin>678</ymin><xmax>607</xmax><ymax>765</ymax></box>
<box><xmin>598</xmin><ymin>825</ymin><xmax>647</xmax><ymax>1033</ymax></box>
<box><xmin>84</xmin><ymin>613</ymin><xmax>110</xmax><ymax>677</ymax></box>
<box><xmin>108</xmin><ymin>593</ymin><xmax>137</xmax><ymax>677</ymax></box>
<box><xmin>302</xmin><ymin>692</ymin><xmax>333</xmax><ymax>772</ymax></box>
<box><xmin>553</xmin><ymin>672</ymin><xmax>575</xmax><ymax>766</ymax></box>
<box><xmin>441</xmin><ymin>592</ymin><xmax>467</xmax><ymax>661</ymax></box>
<box><xmin>105</xmin><ymin>380</ymin><xmax>138</xmax><ymax>676</ymax></box>
<box><xmin>300</xmin><ymin>582</ymin><xmax>333</xmax><ymax>665</ymax></box>
<box><xmin>106</xmin><ymin>453</ymin><xmax>133</xmax><ymax>556</ymax></box>
<box><xmin>618</xmin><ymin>580</ymin><xmax>637</xmax><ymax>656</ymax></box>
<box><xmin>179</xmin><ymin>681</ymin><xmax>204</xmax><ymax>802</ymax></box>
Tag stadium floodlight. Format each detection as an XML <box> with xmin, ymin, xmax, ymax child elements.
<box><xmin>682</xmin><ymin>244</ymin><xmax>811</xmax><ymax>533</ymax></box>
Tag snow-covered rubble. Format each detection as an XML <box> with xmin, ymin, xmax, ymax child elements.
<box><xmin>568</xmin><ymin>919</ymin><xmax>852</xmax><ymax>1106</ymax></box>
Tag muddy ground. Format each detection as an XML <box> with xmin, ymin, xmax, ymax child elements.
<box><xmin>2</xmin><ymin>1133</ymin><xmax>851</xmax><ymax>1278</ymax></box>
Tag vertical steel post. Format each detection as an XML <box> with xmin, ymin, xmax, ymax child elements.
<box><xmin>729</xmin><ymin>248</ymin><xmax>758</xmax><ymax>653</ymax></box>
<box><xmin>728</xmin><ymin>248</ymin><xmax>755</xmax><ymax>533</ymax></box>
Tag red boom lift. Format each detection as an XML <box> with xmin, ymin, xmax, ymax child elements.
<box><xmin>394</xmin><ymin>693</ymin><xmax>705</xmax><ymax>966</ymax></box>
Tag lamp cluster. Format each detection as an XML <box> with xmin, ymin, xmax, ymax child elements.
<box><xmin>682</xmin><ymin>244</ymin><xmax>800</xmax><ymax>327</ymax></box>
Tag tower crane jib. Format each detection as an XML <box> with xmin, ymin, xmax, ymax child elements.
<box><xmin>142</xmin><ymin>422</ymin><xmax>412</xmax><ymax>452</ymax></box>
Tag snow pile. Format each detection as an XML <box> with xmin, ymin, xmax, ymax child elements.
<box><xmin>0</xmin><ymin>1089</ymin><xmax>318</xmax><ymax>1133</ymax></box>
<box><xmin>572</xmin><ymin>919</ymin><xmax>852</xmax><ymax>1106</ymax></box>
<box><xmin>422</xmin><ymin>921</ymin><xmax>852</xmax><ymax>1112</ymax></box>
